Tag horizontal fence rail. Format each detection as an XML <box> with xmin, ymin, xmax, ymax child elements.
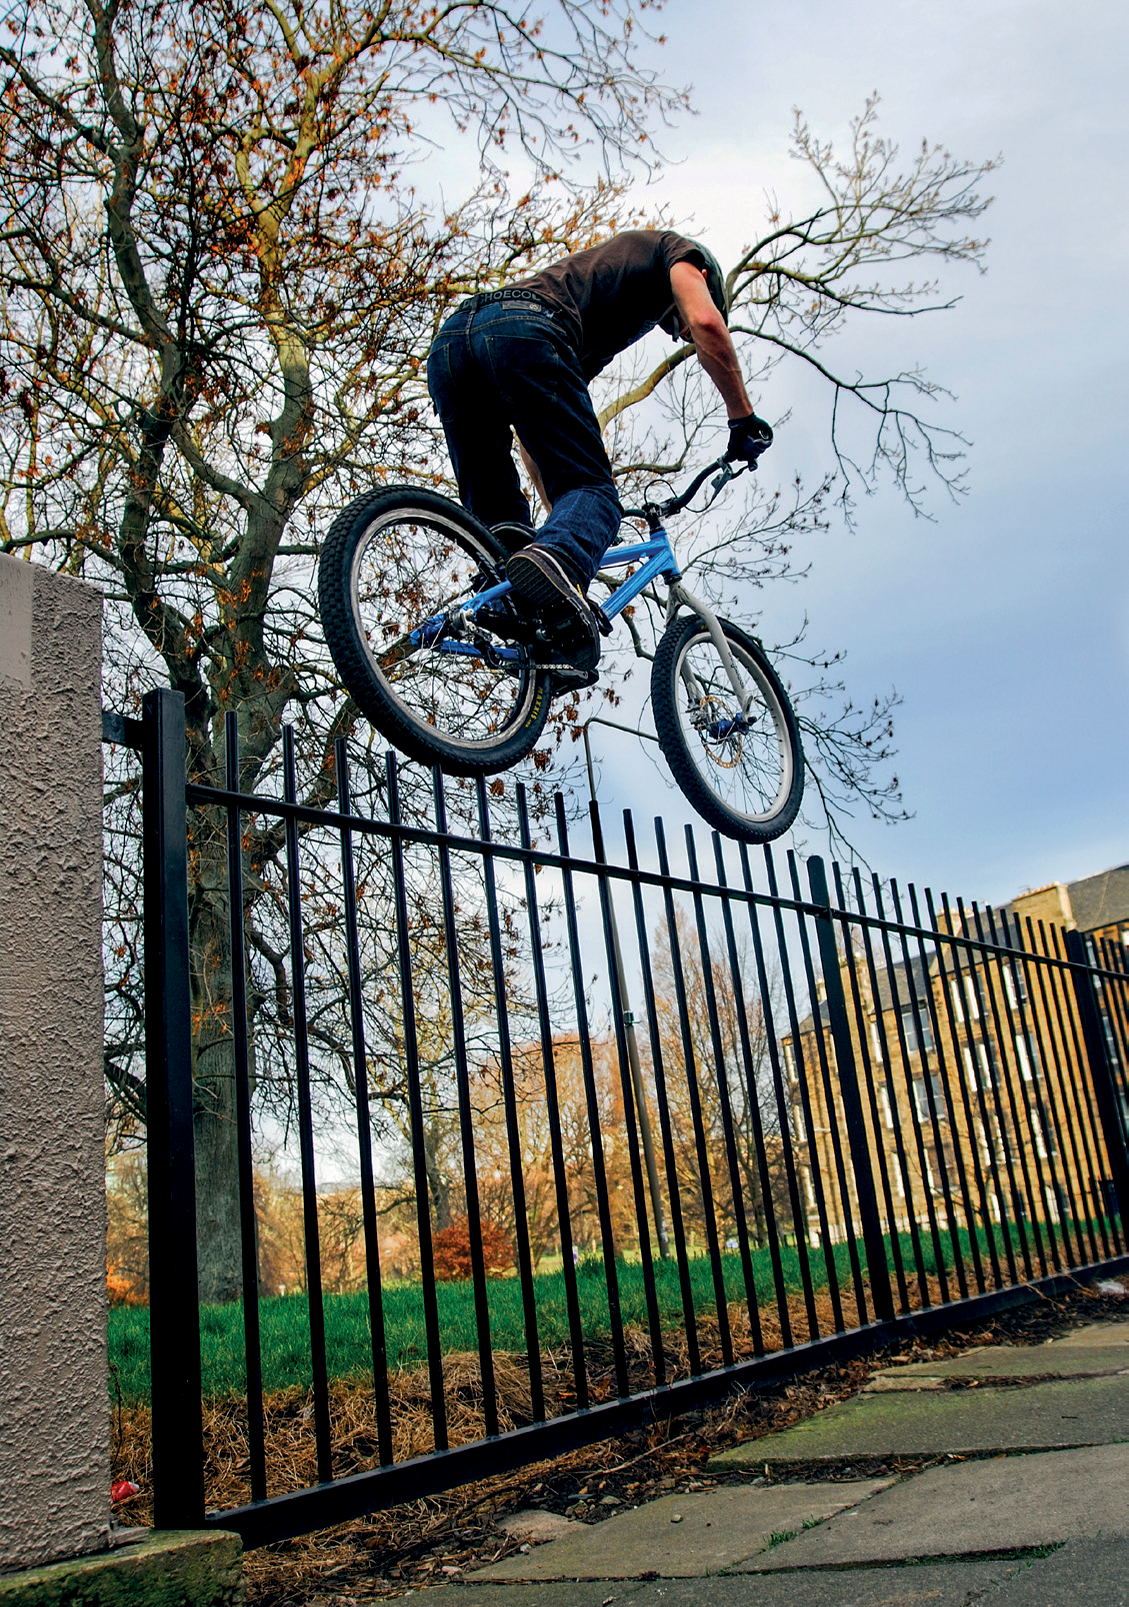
<box><xmin>112</xmin><ymin>692</ymin><xmax>1129</xmax><ymax>1546</ymax></box>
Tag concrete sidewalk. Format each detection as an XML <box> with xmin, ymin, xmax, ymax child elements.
<box><xmin>421</xmin><ymin>1314</ymin><xmax>1129</xmax><ymax>1605</ymax></box>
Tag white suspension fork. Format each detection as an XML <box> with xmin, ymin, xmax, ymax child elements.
<box><xmin>666</xmin><ymin>584</ymin><xmax>753</xmax><ymax>714</ymax></box>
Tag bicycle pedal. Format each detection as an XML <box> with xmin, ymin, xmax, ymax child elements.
<box><xmin>475</xmin><ymin>604</ymin><xmax>536</xmax><ymax>644</ymax></box>
<box><xmin>549</xmin><ymin>666</ymin><xmax>599</xmax><ymax>698</ymax></box>
<box><xmin>588</xmin><ymin>601</ymin><xmax>614</xmax><ymax>637</ymax></box>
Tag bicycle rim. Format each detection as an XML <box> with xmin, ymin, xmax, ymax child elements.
<box><xmin>350</xmin><ymin>504</ymin><xmax>541</xmax><ymax>759</ymax></box>
<box><xmin>667</xmin><ymin>624</ymin><xmax>796</xmax><ymax>830</ymax></box>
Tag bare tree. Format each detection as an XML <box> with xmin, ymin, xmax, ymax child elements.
<box><xmin>0</xmin><ymin>0</ymin><xmax>993</xmax><ymax>1296</ymax></box>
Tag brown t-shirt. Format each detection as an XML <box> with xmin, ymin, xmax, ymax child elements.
<box><xmin>510</xmin><ymin>230</ymin><xmax>703</xmax><ymax>380</ymax></box>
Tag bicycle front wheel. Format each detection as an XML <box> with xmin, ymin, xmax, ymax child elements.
<box><xmin>651</xmin><ymin>614</ymin><xmax>803</xmax><ymax>843</ymax></box>
<box><xmin>318</xmin><ymin>487</ymin><xmax>551</xmax><ymax>775</ymax></box>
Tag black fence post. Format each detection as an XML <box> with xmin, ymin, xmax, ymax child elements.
<box><xmin>807</xmin><ymin>856</ymin><xmax>895</xmax><ymax>1322</ymax></box>
<box><xmin>142</xmin><ymin>688</ymin><xmax>205</xmax><ymax>1529</ymax></box>
<box><xmin>1064</xmin><ymin>929</ymin><xmax>1129</xmax><ymax>1229</ymax></box>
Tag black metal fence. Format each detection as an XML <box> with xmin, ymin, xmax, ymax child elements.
<box><xmin>112</xmin><ymin>689</ymin><xmax>1129</xmax><ymax>1547</ymax></box>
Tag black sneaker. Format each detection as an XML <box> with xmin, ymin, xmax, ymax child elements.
<box><xmin>506</xmin><ymin>543</ymin><xmax>590</xmax><ymax>625</ymax></box>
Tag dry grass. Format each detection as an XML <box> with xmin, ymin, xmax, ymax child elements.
<box><xmin>108</xmin><ymin>1279</ymin><xmax>1126</xmax><ymax>1603</ymax></box>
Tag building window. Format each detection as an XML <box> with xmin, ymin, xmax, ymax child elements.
<box><xmin>1003</xmin><ymin>967</ymin><xmax>1029</xmax><ymax>1010</ymax></box>
<box><xmin>878</xmin><ymin>1085</ymin><xmax>894</xmax><ymax>1130</ymax></box>
<box><xmin>1033</xmin><ymin>1109</ymin><xmax>1057</xmax><ymax>1159</ymax></box>
<box><xmin>901</xmin><ymin>1006</ymin><xmax>935</xmax><ymax>1055</ymax></box>
<box><xmin>962</xmin><ymin>975</ymin><xmax>981</xmax><ymax>1020</ymax></box>
<box><xmin>1014</xmin><ymin>1031</ymin><xmax>1040</xmax><ymax>1081</ymax></box>
<box><xmin>782</xmin><ymin>1039</ymin><xmax>797</xmax><ymax>1082</ymax></box>
<box><xmin>913</xmin><ymin>1073</ymin><xmax>947</xmax><ymax>1123</ymax></box>
<box><xmin>963</xmin><ymin>1042</ymin><xmax>991</xmax><ymax>1091</ymax></box>
<box><xmin>950</xmin><ymin>980</ymin><xmax>965</xmax><ymax>1023</ymax></box>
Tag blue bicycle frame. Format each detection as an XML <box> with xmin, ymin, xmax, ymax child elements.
<box><xmin>409</xmin><ymin>529</ymin><xmax>681</xmax><ymax>662</ymax></box>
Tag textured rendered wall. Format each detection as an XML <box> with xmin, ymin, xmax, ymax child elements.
<box><xmin>0</xmin><ymin>555</ymin><xmax>109</xmax><ymax>1573</ymax></box>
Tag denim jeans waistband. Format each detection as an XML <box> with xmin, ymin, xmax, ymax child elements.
<box><xmin>454</xmin><ymin>288</ymin><xmax>557</xmax><ymax>317</ymax></box>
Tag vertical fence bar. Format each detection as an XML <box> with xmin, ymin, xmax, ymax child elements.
<box><xmin>475</xmin><ymin>778</ymin><xmax>545</xmax><ymax>1421</ymax></box>
<box><xmin>684</xmin><ymin>826</ymin><xmax>763</xmax><ymax>1355</ymax></box>
<box><xmin>554</xmin><ymin>797</ymin><xmax>631</xmax><ymax>1400</ymax></box>
<box><xmin>1097</xmin><ymin>938</ymin><xmax>1129</xmax><ymax>1109</ymax></box>
<box><xmin>922</xmin><ymin>891</ymin><xmax>993</xmax><ymax>1294</ymax></box>
<box><xmin>1027</xmin><ymin>919</ymin><xmax>1085</xmax><ymax>1266</ymax></box>
<box><xmin>873</xmin><ymin>877</ymin><xmax>951</xmax><ymax>1301</ymax></box>
<box><xmin>587</xmin><ymin>800</ymin><xmax>666</xmax><ymax>1386</ymax></box>
<box><xmin>982</xmin><ymin>906</ymin><xmax>1052</xmax><ymax>1276</ymax></box>
<box><xmin>1023</xmin><ymin>917</ymin><xmax>1090</xmax><ymax>1268</ymax></box>
<box><xmin>283</xmin><ymin>727</ymin><xmax>334</xmax><ymax>1481</ymax></box>
<box><xmin>835</xmin><ymin>865</ymin><xmax>912</xmax><ymax>1310</ymax></box>
<box><xmin>791</xmin><ymin>854</ymin><xmax>867</xmax><ymax>1323</ymax></box>
<box><xmin>888</xmin><ymin>879</ymin><xmax>961</xmax><ymax>1301</ymax></box>
<box><xmin>944</xmin><ymin>896</ymin><xmax>1021</xmax><ymax>1284</ymax></box>
<box><xmin>905</xmin><ymin>884</ymin><xmax>972</xmax><ymax>1300</ymax></box>
<box><xmin>1065</xmin><ymin>930</ymin><xmax>1129</xmax><ymax>1238</ymax></box>
<box><xmin>624</xmin><ymin>811</ymin><xmax>703</xmax><ymax>1373</ymax></box>
<box><xmin>655</xmin><ymin>818</ymin><xmax>734</xmax><ymax>1364</ymax></box>
<box><xmin>516</xmin><ymin>784</ymin><xmax>589</xmax><ymax>1408</ymax></box>
<box><xmin>1049</xmin><ymin>924</ymin><xmax>1116</xmax><ymax>1258</ymax></box>
<box><xmin>1000</xmin><ymin>909</ymin><xmax>1072</xmax><ymax>1269</ymax></box>
<box><xmin>716</xmin><ymin>838</ymin><xmax>790</xmax><ymax>1348</ymax></box>
<box><xmin>740</xmin><ymin>844</ymin><xmax>819</xmax><ymax>1340</ymax></box>
<box><xmin>587</xmin><ymin>801</ymin><xmax>670</xmax><ymax>1263</ymax></box>
<box><xmin>807</xmin><ymin>857</ymin><xmax>895</xmax><ymax>1323</ymax></box>
<box><xmin>385</xmin><ymin>753</ymin><xmax>448</xmax><ymax>1450</ymax></box>
<box><xmin>143</xmin><ymin>687</ymin><xmax>205</xmax><ymax>1530</ymax></box>
<box><xmin>335</xmin><ymin>741</ymin><xmax>393</xmax><ymax>1464</ymax></box>
<box><xmin>853</xmin><ymin>869</ymin><xmax>930</xmax><ymax>1308</ymax></box>
<box><xmin>224</xmin><ymin>713</ymin><xmax>267</xmax><ymax>1500</ymax></box>
<box><xmin>966</xmin><ymin>903</ymin><xmax>1043</xmax><ymax>1276</ymax></box>
<box><xmin>766</xmin><ymin>848</ymin><xmax>843</xmax><ymax>1331</ymax></box>
<box><xmin>433</xmin><ymin>769</ymin><xmax>499</xmax><ymax>1435</ymax></box>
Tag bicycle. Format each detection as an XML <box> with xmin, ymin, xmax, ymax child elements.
<box><xmin>318</xmin><ymin>455</ymin><xmax>804</xmax><ymax>843</ymax></box>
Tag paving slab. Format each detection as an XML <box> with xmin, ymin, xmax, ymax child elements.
<box><xmin>628</xmin><ymin>1560</ymin><xmax>1029</xmax><ymax>1605</ymax></box>
<box><xmin>426</xmin><ymin>1561</ymin><xmax>1029</xmax><ymax>1606</ymax></box>
<box><xmin>469</xmin><ymin>1481</ymin><xmax>891</xmax><ymax>1582</ymax></box>
<box><xmin>710</xmin><ymin>1374</ymin><xmax>1129</xmax><ymax>1467</ymax></box>
<box><xmin>414</xmin><ymin>1584</ymin><xmax>650</xmax><ymax>1606</ymax></box>
<box><xmin>413</xmin><ymin>1582</ymin><xmax>648</xmax><ymax>1606</ymax></box>
<box><xmin>991</xmin><ymin>1538</ymin><xmax>1129</xmax><ymax>1605</ymax></box>
<box><xmin>866</xmin><ymin>1345</ymin><xmax>1129</xmax><ymax>1389</ymax></box>
<box><xmin>1043</xmin><ymin>1320</ymin><xmax>1129</xmax><ymax>1346</ymax></box>
<box><xmin>740</xmin><ymin>1442</ymin><xmax>1129</xmax><ymax>1570</ymax></box>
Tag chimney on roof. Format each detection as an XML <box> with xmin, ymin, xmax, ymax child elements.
<box><xmin>1011</xmin><ymin>881</ymin><xmax>1074</xmax><ymax>931</ymax></box>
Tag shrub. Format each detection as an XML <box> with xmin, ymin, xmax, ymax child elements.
<box><xmin>431</xmin><ymin>1217</ymin><xmax>514</xmax><ymax>1282</ymax></box>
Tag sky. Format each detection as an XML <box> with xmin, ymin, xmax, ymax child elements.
<box><xmin>557</xmin><ymin>0</ymin><xmax>1129</xmax><ymax>909</ymax></box>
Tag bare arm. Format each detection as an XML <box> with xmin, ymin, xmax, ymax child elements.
<box><xmin>669</xmin><ymin>260</ymin><xmax>753</xmax><ymax>419</ymax></box>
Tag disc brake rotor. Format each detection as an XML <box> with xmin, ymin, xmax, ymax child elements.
<box><xmin>692</xmin><ymin>695</ymin><xmax>743</xmax><ymax>769</ymax></box>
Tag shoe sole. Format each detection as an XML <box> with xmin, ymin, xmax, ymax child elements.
<box><xmin>506</xmin><ymin>547</ymin><xmax>587</xmax><ymax>619</ymax></box>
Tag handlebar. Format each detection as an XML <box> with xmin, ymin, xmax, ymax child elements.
<box><xmin>620</xmin><ymin>454</ymin><xmax>747</xmax><ymax>525</ymax></box>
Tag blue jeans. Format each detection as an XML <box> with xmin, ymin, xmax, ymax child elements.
<box><xmin>426</xmin><ymin>300</ymin><xmax>622</xmax><ymax>589</ymax></box>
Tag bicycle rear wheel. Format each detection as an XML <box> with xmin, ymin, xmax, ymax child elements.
<box><xmin>318</xmin><ymin>487</ymin><xmax>551</xmax><ymax>775</ymax></box>
<box><xmin>651</xmin><ymin>614</ymin><xmax>803</xmax><ymax>843</ymax></box>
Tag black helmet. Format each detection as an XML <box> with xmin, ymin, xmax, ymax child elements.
<box><xmin>659</xmin><ymin>240</ymin><xmax>729</xmax><ymax>340</ymax></box>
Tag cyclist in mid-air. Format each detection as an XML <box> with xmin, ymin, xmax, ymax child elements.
<box><xmin>426</xmin><ymin>229</ymin><xmax>774</xmax><ymax>689</ymax></box>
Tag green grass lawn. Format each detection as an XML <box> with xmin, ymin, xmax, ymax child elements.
<box><xmin>108</xmin><ymin>1219</ymin><xmax>1100</xmax><ymax>1405</ymax></box>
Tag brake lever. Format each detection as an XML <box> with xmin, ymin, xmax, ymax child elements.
<box><xmin>711</xmin><ymin>460</ymin><xmax>739</xmax><ymax>495</ymax></box>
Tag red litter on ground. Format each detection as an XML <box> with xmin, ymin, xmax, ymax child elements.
<box><xmin>111</xmin><ymin>1481</ymin><xmax>139</xmax><ymax>1503</ymax></box>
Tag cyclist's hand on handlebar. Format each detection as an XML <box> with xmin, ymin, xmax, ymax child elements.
<box><xmin>726</xmin><ymin>413</ymin><xmax>773</xmax><ymax>466</ymax></box>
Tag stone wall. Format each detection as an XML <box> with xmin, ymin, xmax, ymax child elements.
<box><xmin>0</xmin><ymin>554</ymin><xmax>109</xmax><ymax>1573</ymax></box>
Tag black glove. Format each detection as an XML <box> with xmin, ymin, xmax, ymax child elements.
<box><xmin>727</xmin><ymin>413</ymin><xmax>774</xmax><ymax>465</ymax></box>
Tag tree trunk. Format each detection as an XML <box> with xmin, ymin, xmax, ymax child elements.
<box><xmin>190</xmin><ymin>838</ymin><xmax>246</xmax><ymax>1304</ymax></box>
